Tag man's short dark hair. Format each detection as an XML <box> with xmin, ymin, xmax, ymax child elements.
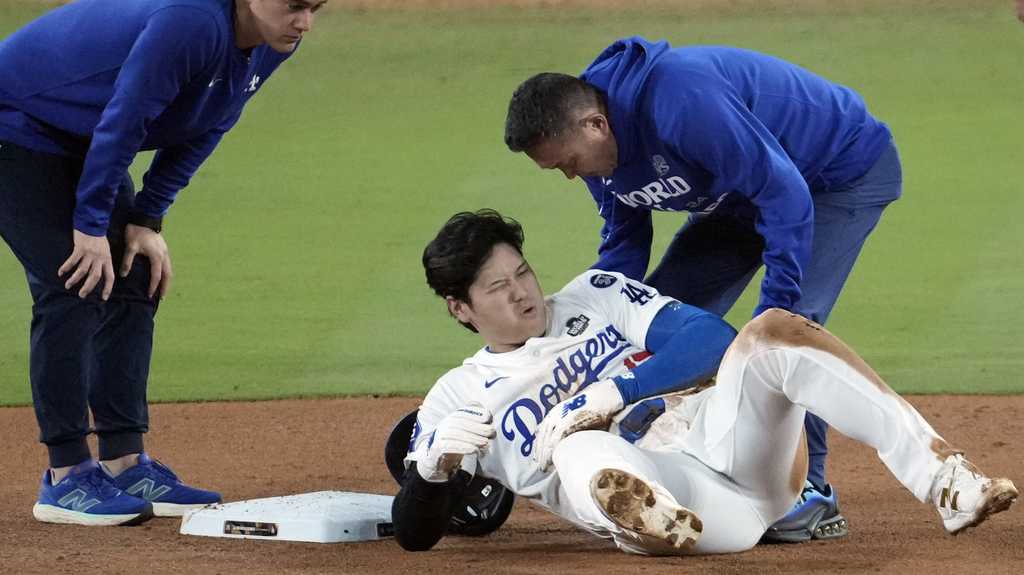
<box><xmin>423</xmin><ymin>209</ymin><xmax>525</xmax><ymax>331</ymax></box>
<box><xmin>504</xmin><ymin>73</ymin><xmax>604</xmax><ymax>152</ymax></box>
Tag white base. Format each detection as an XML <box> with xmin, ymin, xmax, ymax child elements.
<box><xmin>179</xmin><ymin>491</ymin><xmax>394</xmax><ymax>543</ymax></box>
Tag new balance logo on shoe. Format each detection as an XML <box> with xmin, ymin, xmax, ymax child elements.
<box><xmin>940</xmin><ymin>486</ymin><xmax>959</xmax><ymax>511</ymax></box>
<box><xmin>57</xmin><ymin>489</ymin><xmax>100</xmax><ymax>512</ymax></box>
<box><xmin>125</xmin><ymin>478</ymin><xmax>172</xmax><ymax>502</ymax></box>
<box><xmin>931</xmin><ymin>454</ymin><xmax>1019</xmax><ymax>535</ymax></box>
<box><xmin>33</xmin><ymin>461</ymin><xmax>155</xmax><ymax>526</ymax></box>
<box><xmin>110</xmin><ymin>454</ymin><xmax>221</xmax><ymax>517</ymax></box>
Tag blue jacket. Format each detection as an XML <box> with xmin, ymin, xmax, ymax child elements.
<box><xmin>0</xmin><ymin>0</ymin><xmax>294</xmax><ymax>235</ymax></box>
<box><xmin>580</xmin><ymin>37</ymin><xmax>891</xmax><ymax>315</ymax></box>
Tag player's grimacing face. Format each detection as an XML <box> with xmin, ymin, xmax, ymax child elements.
<box><xmin>525</xmin><ymin>112</ymin><xmax>618</xmax><ymax>180</ymax></box>
<box><xmin>247</xmin><ymin>0</ymin><xmax>326</xmax><ymax>53</ymax></box>
<box><xmin>449</xmin><ymin>244</ymin><xmax>547</xmax><ymax>353</ymax></box>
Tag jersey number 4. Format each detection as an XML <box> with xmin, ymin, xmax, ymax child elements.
<box><xmin>620</xmin><ymin>282</ymin><xmax>654</xmax><ymax>306</ymax></box>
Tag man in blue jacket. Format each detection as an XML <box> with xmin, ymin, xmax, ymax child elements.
<box><xmin>503</xmin><ymin>36</ymin><xmax>903</xmax><ymax>543</ymax></box>
<box><xmin>0</xmin><ymin>0</ymin><xmax>325</xmax><ymax>526</ymax></box>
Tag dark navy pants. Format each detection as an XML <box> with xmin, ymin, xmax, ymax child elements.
<box><xmin>0</xmin><ymin>141</ymin><xmax>158</xmax><ymax>468</ymax></box>
<box><xmin>646</xmin><ymin>139</ymin><xmax>903</xmax><ymax>490</ymax></box>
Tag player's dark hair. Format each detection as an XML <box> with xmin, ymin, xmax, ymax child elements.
<box><xmin>504</xmin><ymin>72</ymin><xmax>605</xmax><ymax>152</ymax></box>
<box><xmin>423</xmin><ymin>209</ymin><xmax>525</xmax><ymax>332</ymax></box>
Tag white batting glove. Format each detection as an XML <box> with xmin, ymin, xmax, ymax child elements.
<box><xmin>533</xmin><ymin>380</ymin><xmax>625</xmax><ymax>471</ymax></box>
<box><xmin>417</xmin><ymin>403</ymin><xmax>495</xmax><ymax>482</ymax></box>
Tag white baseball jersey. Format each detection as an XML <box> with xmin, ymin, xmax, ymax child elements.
<box><xmin>408</xmin><ymin>275</ymin><xmax>952</xmax><ymax>555</ymax></box>
<box><xmin>407</xmin><ymin>269</ymin><xmax>674</xmax><ymax>510</ymax></box>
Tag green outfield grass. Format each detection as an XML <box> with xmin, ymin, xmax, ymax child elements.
<box><xmin>1</xmin><ymin>1</ymin><xmax>1021</xmax><ymax>405</ymax></box>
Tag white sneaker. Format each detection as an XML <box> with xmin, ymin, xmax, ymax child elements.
<box><xmin>930</xmin><ymin>455</ymin><xmax>1018</xmax><ymax>535</ymax></box>
<box><xmin>590</xmin><ymin>468</ymin><xmax>702</xmax><ymax>554</ymax></box>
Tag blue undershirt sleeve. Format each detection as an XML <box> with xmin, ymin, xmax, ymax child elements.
<box><xmin>611</xmin><ymin>301</ymin><xmax>736</xmax><ymax>405</ymax></box>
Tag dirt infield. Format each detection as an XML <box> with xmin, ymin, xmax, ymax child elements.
<box><xmin>0</xmin><ymin>395</ymin><xmax>1020</xmax><ymax>574</ymax></box>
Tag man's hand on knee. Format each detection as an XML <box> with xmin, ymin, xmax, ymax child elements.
<box><xmin>59</xmin><ymin>230</ymin><xmax>114</xmax><ymax>300</ymax></box>
<box><xmin>121</xmin><ymin>223</ymin><xmax>173</xmax><ymax>299</ymax></box>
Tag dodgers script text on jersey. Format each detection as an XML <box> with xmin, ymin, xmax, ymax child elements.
<box><xmin>407</xmin><ymin>270</ymin><xmax>673</xmax><ymax>507</ymax></box>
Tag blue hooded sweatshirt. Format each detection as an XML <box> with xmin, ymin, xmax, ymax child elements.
<box><xmin>0</xmin><ymin>0</ymin><xmax>294</xmax><ymax>236</ymax></box>
<box><xmin>579</xmin><ymin>37</ymin><xmax>891</xmax><ymax>316</ymax></box>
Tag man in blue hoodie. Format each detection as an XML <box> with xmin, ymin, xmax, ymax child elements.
<box><xmin>0</xmin><ymin>0</ymin><xmax>325</xmax><ymax>526</ymax></box>
<box><xmin>504</xmin><ymin>37</ymin><xmax>903</xmax><ymax>543</ymax></box>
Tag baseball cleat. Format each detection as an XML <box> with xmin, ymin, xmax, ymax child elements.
<box><xmin>109</xmin><ymin>453</ymin><xmax>221</xmax><ymax>517</ymax></box>
<box><xmin>33</xmin><ymin>460</ymin><xmax>153</xmax><ymax>526</ymax></box>
<box><xmin>590</xmin><ymin>468</ymin><xmax>702</xmax><ymax>554</ymax></box>
<box><xmin>930</xmin><ymin>454</ymin><xmax>1018</xmax><ymax>535</ymax></box>
<box><xmin>761</xmin><ymin>481</ymin><xmax>848</xmax><ymax>544</ymax></box>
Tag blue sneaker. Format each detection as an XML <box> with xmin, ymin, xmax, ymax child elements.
<box><xmin>33</xmin><ymin>460</ymin><xmax>153</xmax><ymax>526</ymax></box>
<box><xmin>110</xmin><ymin>453</ymin><xmax>221</xmax><ymax>517</ymax></box>
<box><xmin>761</xmin><ymin>481</ymin><xmax>848</xmax><ymax>543</ymax></box>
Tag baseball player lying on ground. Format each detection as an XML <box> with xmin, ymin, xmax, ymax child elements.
<box><xmin>391</xmin><ymin>209</ymin><xmax>1018</xmax><ymax>555</ymax></box>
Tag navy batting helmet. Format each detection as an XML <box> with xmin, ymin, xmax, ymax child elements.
<box><xmin>384</xmin><ymin>410</ymin><xmax>515</xmax><ymax>537</ymax></box>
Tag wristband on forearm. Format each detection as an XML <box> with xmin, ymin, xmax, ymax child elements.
<box><xmin>128</xmin><ymin>211</ymin><xmax>163</xmax><ymax>233</ymax></box>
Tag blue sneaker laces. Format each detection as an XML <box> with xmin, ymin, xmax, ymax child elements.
<box><xmin>138</xmin><ymin>455</ymin><xmax>182</xmax><ymax>485</ymax></box>
<box><xmin>69</xmin><ymin>465</ymin><xmax>122</xmax><ymax>500</ymax></box>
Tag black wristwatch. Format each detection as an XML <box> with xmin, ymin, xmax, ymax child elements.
<box><xmin>128</xmin><ymin>211</ymin><xmax>163</xmax><ymax>233</ymax></box>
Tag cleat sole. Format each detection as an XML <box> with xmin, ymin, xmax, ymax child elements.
<box><xmin>591</xmin><ymin>468</ymin><xmax>702</xmax><ymax>553</ymax></box>
<box><xmin>949</xmin><ymin>478</ymin><xmax>1019</xmax><ymax>536</ymax></box>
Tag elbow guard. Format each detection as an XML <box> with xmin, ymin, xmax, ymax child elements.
<box><xmin>392</xmin><ymin>464</ymin><xmax>464</xmax><ymax>551</ymax></box>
